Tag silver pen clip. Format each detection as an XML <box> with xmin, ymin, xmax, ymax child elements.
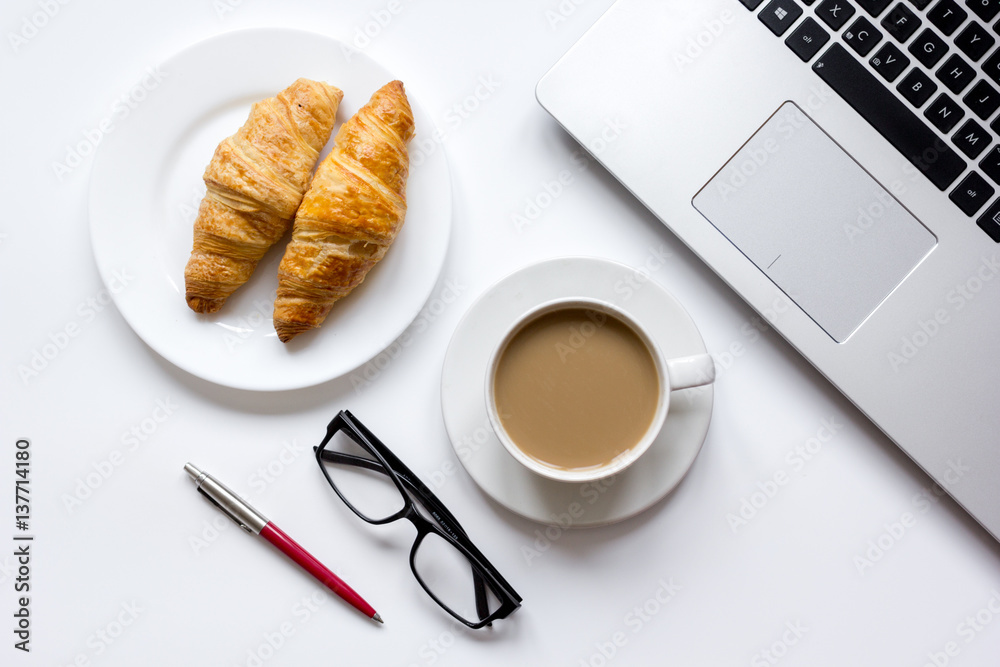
<box><xmin>196</xmin><ymin>486</ymin><xmax>255</xmax><ymax>534</ymax></box>
<box><xmin>185</xmin><ymin>463</ymin><xmax>269</xmax><ymax>535</ymax></box>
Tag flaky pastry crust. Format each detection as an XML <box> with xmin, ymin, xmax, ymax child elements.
<box><xmin>184</xmin><ymin>78</ymin><xmax>342</xmax><ymax>314</ymax></box>
<box><xmin>274</xmin><ymin>80</ymin><xmax>414</xmax><ymax>342</ymax></box>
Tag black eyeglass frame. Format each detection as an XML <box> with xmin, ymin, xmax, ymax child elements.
<box><xmin>314</xmin><ymin>410</ymin><xmax>522</xmax><ymax>629</ymax></box>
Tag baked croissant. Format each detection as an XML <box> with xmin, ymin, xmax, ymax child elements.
<box><xmin>273</xmin><ymin>80</ymin><xmax>414</xmax><ymax>342</ymax></box>
<box><xmin>184</xmin><ymin>78</ymin><xmax>343</xmax><ymax>314</ymax></box>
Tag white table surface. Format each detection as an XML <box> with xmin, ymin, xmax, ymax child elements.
<box><xmin>4</xmin><ymin>1</ymin><xmax>1000</xmax><ymax>665</ymax></box>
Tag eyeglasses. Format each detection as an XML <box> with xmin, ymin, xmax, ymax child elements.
<box><xmin>314</xmin><ymin>410</ymin><xmax>522</xmax><ymax>628</ymax></box>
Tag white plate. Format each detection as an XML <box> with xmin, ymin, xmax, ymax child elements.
<box><xmin>89</xmin><ymin>28</ymin><xmax>451</xmax><ymax>391</ymax></box>
<box><xmin>441</xmin><ymin>257</ymin><xmax>714</xmax><ymax>527</ymax></box>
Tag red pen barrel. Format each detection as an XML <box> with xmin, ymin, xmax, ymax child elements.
<box><xmin>259</xmin><ymin>522</ymin><xmax>378</xmax><ymax>620</ymax></box>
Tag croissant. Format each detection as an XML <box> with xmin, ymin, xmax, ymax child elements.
<box><xmin>273</xmin><ymin>80</ymin><xmax>414</xmax><ymax>343</ymax></box>
<box><xmin>184</xmin><ymin>78</ymin><xmax>343</xmax><ymax>314</ymax></box>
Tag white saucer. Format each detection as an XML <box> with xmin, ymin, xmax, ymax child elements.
<box><xmin>440</xmin><ymin>257</ymin><xmax>714</xmax><ymax>527</ymax></box>
<box><xmin>88</xmin><ymin>29</ymin><xmax>451</xmax><ymax>391</ymax></box>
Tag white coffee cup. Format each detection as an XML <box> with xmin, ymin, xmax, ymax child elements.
<box><xmin>485</xmin><ymin>297</ymin><xmax>715</xmax><ymax>483</ymax></box>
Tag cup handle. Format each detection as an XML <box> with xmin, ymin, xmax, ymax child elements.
<box><xmin>665</xmin><ymin>353</ymin><xmax>715</xmax><ymax>391</ymax></box>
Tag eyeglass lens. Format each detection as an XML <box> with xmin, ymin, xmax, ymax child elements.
<box><xmin>412</xmin><ymin>532</ymin><xmax>503</xmax><ymax>621</ymax></box>
<box><xmin>319</xmin><ymin>430</ymin><xmax>406</xmax><ymax>521</ymax></box>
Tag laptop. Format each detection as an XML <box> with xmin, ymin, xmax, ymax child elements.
<box><xmin>536</xmin><ymin>0</ymin><xmax>1000</xmax><ymax>540</ymax></box>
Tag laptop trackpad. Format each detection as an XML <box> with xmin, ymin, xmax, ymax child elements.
<box><xmin>692</xmin><ymin>102</ymin><xmax>936</xmax><ymax>342</ymax></box>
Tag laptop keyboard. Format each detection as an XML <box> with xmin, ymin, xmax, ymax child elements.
<box><xmin>738</xmin><ymin>0</ymin><xmax>1000</xmax><ymax>242</ymax></box>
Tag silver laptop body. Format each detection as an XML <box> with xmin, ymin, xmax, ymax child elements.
<box><xmin>537</xmin><ymin>0</ymin><xmax>1000</xmax><ymax>539</ymax></box>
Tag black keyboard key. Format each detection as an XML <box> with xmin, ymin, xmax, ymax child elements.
<box><xmin>844</xmin><ymin>17</ymin><xmax>884</xmax><ymax>54</ymax></box>
<box><xmin>976</xmin><ymin>198</ymin><xmax>1000</xmax><ymax>240</ymax></box>
<box><xmin>871</xmin><ymin>42</ymin><xmax>911</xmax><ymax>80</ymax></box>
<box><xmin>955</xmin><ymin>21</ymin><xmax>997</xmax><ymax>60</ymax></box>
<box><xmin>857</xmin><ymin>0</ymin><xmax>893</xmax><ymax>14</ymax></box>
<box><xmin>817</xmin><ymin>0</ymin><xmax>857</xmax><ymax>28</ymax></box>
<box><xmin>925</xmin><ymin>93</ymin><xmax>966</xmax><ymax>131</ymax></box>
<box><xmin>786</xmin><ymin>18</ymin><xmax>831</xmax><ymax>60</ymax></box>
<box><xmin>978</xmin><ymin>144</ymin><xmax>1000</xmax><ymax>182</ymax></box>
<box><xmin>966</xmin><ymin>0</ymin><xmax>1000</xmax><ymax>21</ymax></box>
<box><xmin>759</xmin><ymin>0</ymin><xmax>804</xmax><ymax>34</ymax></box>
<box><xmin>882</xmin><ymin>3</ymin><xmax>923</xmax><ymax>41</ymax></box>
<box><xmin>813</xmin><ymin>44</ymin><xmax>967</xmax><ymax>189</ymax></box>
<box><xmin>928</xmin><ymin>0</ymin><xmax>969</xmax><ymax>35</ymax></box>
<box><xmin>898</xmin><ymin>67</ymin><xmax>940</xmax><ymax>105</ymax></box>
<box><xmin>739</xmin><ymin>0</ymin><xmax>766</xmax><ymax>8</ymax></box>
<box><xmin>953</xmin><ymin>119</ymin><xmax>993</xmax><ymax>156</ymax></box>
<box><xmin>966</xmin><ymin>80</ymin><xmax>1000</xmax><ymax>118</ymax></box>
<box><xmin>936</xmin><ymin>54</ymin><xmax>978</xmax><ymax>92</ymax></box>
<box><xmin>909</xmin><ymin>28</ymin><xmax>949</xmax><ymax>67</ymax></box>
<box><xmin>982</xmin><ymin>48</ymin><xmax>1000</xmax><ymax>84</ymax></box>
<box><xmin>910</xmin><ymin>0</ymin><xmax>933</xmax><ymax>7</ymax></box>
<box><xmin>950</xmin><ymin>172</ymin><xmax>995</xmax><ymax>213</ymax></box>
<box><xmin>992</xmin><ymin>114</ymin><xmax>1000</xmax><ymax>133</ymax></box>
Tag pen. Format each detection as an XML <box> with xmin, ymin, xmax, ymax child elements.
<box><xmin>184</xmin><ymin>463</ymin><xmax>383</xmax><ymax>624</ymax></box>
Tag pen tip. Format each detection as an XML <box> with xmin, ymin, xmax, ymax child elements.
<box><xmin>372</xmin><ymin>613</ymin><xmax>384</xmax><ymax>624</ymax></box>
<box><xmin>183</xmin><ymin>463</ymin><xmax>201</xmax><ymax>480</ymax></box>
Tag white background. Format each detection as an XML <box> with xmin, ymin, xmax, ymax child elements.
<box><xmin>3</xmin><ymin>0</ymin><xmax>1000</xmax><ymax>665</ymax></box>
